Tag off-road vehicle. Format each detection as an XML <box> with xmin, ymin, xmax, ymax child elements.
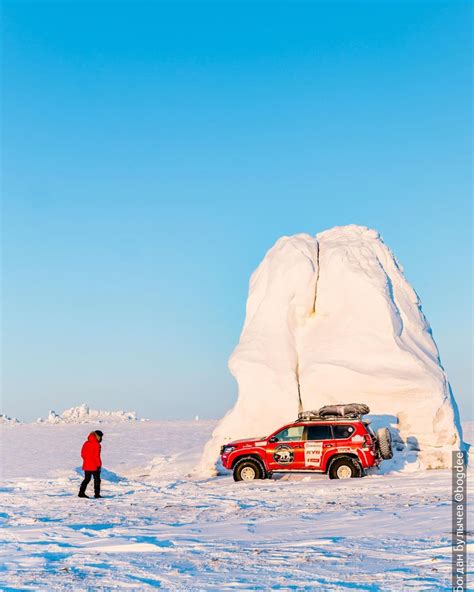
<box><xmin>220</xmin><ymin>403</ymin><xmax>393</xmax><ymax>481</ymax></box>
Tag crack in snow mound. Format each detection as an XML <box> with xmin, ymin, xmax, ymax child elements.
<box><xmin>200</xmin><ymin>225</ymin><xmax>463</xmax><ymax>473</ymax></box>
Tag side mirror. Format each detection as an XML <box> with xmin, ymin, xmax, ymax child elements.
<box><xmin>269</xmin><ymin>436</ymin><xmax>278</xmax><ymax>443</ymax></box>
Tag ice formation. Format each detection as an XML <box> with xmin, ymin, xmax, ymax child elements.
<box><xmin>200</xmin><ymin>225</ymin><xmax>463</xmax><ymax>473</ymax></box>
<box><xmin>36</xmin><ymin>404</ymin><xmax>142</xmax><ymax>424</ymax></box>
<box><xmin>0</xmin><ymin>414</ymin><xmax>21</xmax><ymax>425</ymax></box>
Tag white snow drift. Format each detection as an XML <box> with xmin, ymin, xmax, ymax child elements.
<box><xmin>36</xmin><ymin>404</ymin><xmax>142</xmax><ymax>424</ymax></box>
<box><xmin>201</xmin><ymin>225</ymin><xmax>463</xmax><ymax>473</ymax></box>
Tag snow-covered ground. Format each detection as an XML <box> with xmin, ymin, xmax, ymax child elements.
<box><xmin>1</xmin><ymin>420</ymin><xmax>472</xmax><ymax>590</ymax></box>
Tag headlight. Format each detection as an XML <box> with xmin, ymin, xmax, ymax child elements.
<box><xmin>223</xmin><ymin>446</ymin><xmax>236</xmax><ymax>454</ymax></box>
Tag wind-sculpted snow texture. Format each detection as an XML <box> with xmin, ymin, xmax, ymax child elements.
<box><xmin>201</xmin><ymin>225</ymin><xmax>462</xmax><ymax>472</ymax></box>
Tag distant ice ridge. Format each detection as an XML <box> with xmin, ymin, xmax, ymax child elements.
<box><xmin>0</xmin><ymin>414</ymin><xmax>21</xmax><ymax>425</ymax></box>
<box><xmin>37</xmin><ymin>404</ymin><xmax>144</xmax><ymax>424</ymax></box>
<box><xmin>200</xmin><ymin>225</ymin><xmax>464</xmax><ymax>474</ymax></box>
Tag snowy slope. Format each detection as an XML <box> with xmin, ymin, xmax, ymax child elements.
<box><xmin>0</xmin><ymin>420</ymin><xmax>472</xmax><ymax>590</ymax></box>
<box><xmin>201</xmin><ymin>225</ymin><xmax>462</xmax><ymax>473</ymax></box>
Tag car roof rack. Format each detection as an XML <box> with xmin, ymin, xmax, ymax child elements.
<box><xmin>295</xmin><ymin>413</ymin><xmax>361</xmax><ymax>422</ymax></box>
<box><xmin>296</xmin><ymin>404</ymin><xmax>370</xmax><ymax>423</ymax></box>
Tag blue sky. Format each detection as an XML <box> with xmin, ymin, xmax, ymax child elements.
<box><xmin>2</xmin><ymin>1</ymin><xmax>472</xmax><ymax>421</ymax></box>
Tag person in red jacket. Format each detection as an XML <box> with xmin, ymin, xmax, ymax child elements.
<box><xmin>78</xmin><ymin>430</ymin><xmax>103</xmax><ymax>498</ymax></box>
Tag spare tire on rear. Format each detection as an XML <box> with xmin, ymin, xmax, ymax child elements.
<box><xmin>376</xmin><ymin>428</ymin><xmax>393</xmax><ymax>460</ymax></box>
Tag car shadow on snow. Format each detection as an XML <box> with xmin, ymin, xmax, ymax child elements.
<box><xmin>367</xmin><ymin>414</ymin><xmax>420</xmax><ymax>473</ymax></box>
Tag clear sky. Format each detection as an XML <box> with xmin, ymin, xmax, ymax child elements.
<box><xmin>2</xmin><ymin>1</ymin><xmax>472</xmax><ymax>422</ymax></box>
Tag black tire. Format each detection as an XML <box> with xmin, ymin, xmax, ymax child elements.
<box><xmin>233</xmin><ymin>458</ymin><xmax>265</xmax><ymax>482</ymax></box>
<box><xmin>328</xmin><ymin>456</ymin><xmax>362</xmax><ymax>479</ymax></box>
<box><xmin>376</xmin><ymin>428</ymin><xmax>393</xmax><ymax>460</ymax></box>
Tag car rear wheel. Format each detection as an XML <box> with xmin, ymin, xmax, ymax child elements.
<box><xmin>328</xmin><ymin>457</ymin><xmax>362</xmax><ymax>479</ymax></box>
<box><xmin>233</xmin><ymin>458</ymin><xmax>265</xmax><ymax>482</ymax></box>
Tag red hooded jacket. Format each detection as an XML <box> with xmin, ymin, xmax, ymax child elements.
<box><xmin>81</xmin><ymin>432</ymin><xmax>102</xmax><ymax>471</ymax></box>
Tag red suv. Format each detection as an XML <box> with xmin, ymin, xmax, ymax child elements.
<box><xmin>220</xmin><ymin>405</ymin><xmax>392</xmax><ymax>481</ymax></box>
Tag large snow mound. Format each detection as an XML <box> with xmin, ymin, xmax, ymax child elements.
<box><xmin>36</xmin><ymin>404</ymin><xmax>143</xmax><ymax>424</ymax></box>
<box><xmin>200</xmin><ymin>225</ymin><xmax>463</xmax><ymax>473</ymax></box>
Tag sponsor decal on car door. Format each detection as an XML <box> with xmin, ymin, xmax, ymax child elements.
<box><xmin>304</xmin><ymin>441</ymin><xmax>323</xmax><ymax>466</ymax></box>
<box><xmin>304</xmin><ymin>424</ymin><xmax>333</xmax><ymax>469</ymax></box>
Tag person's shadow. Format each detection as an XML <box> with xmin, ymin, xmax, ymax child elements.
<box><xmin>367</xmin><ymin>414</ymin><xmax>420</xmax><ymax>473</ymax></box>
<box><xmin>74</xmin><ymin>467</ymin><xmax>127</xmax><ymax>483</ymax></box>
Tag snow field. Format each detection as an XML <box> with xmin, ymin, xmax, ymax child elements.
<box><xmin>1</xmin><ymin>420</ymin><xmax>472</xmax><ymax>590</ymax></box>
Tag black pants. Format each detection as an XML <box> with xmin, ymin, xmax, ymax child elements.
<box><xmin>79</xmin><ymin>469</ymin><xmax>101</xmax><ymax>497</ymax></box>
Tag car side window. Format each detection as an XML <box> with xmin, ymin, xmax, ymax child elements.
<box><xmin>274</xmin><ymin>426</ymin><xmax>304</xmax><ymax>442</ymax></box>
<box><xmin>306</xmin><ymin>425</ymin><xmax>332</xmax><ymax>440</ymax></box>
<box><xmin>332</xmin><ymin>425</ymin><xmax>355</xmax><ymax>439</ymax></box>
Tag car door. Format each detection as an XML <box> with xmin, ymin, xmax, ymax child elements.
<box><xmin>266</xmin><ymin>425</ymin><xmax>306</xmax><ymax>471</ymax></box>
<box><xmin>304</xmin><ymin>424</ymin><xmax>333</xmax><ymax>470</ymax></box>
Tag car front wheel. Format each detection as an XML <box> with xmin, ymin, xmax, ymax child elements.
<box><xmin>233</xmin><ymin>458</ymin><xmax>265</xmax><ymax>482</ymax></box>
<box><xmin>328</xmin><ymin>457</ymin><xmax>362</xmax><ymax>479</ymax></box>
